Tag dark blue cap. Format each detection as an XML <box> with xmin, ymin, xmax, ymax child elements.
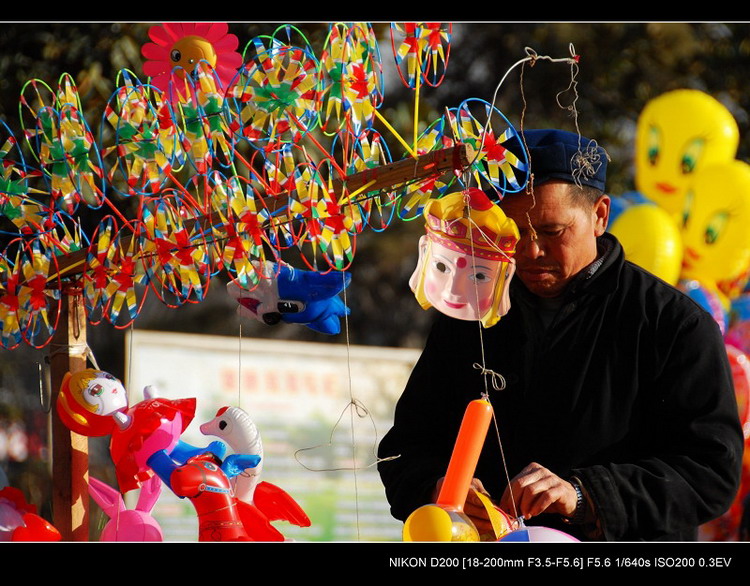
<box><xmin>521</xmin><ymin>129</ymin><xmax>608</xmax><ymax>191</ymax></box>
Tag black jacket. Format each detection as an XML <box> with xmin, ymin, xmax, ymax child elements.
<box><xmin>378</xmin><ymin>233</ymin><xmax>743</xmax><ymax>541</ymax></box>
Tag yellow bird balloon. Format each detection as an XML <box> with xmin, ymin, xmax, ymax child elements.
<box><xmin>609</xmin><ymin>201</ymin><xmax>682</xmax><ymax>285</ymax></box>
<box><xmin>635</xmin><ymin>89</ymin><xmax>739</xmax><ymax>221</ymax></box>
<box><xmin>680</xmin><ymin>160</ymin><xmax>750</xmax><ymax>308</ymax></box>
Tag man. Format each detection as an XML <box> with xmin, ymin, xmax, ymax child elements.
<box><xmin>377</xmin><ymin>129</ymin><xmax>743</xmax><ymax>540</ymax></box>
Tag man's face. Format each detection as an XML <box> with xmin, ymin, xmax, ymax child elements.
<box><xmin>499</xmin><ymin>181</ymin><xmax>609</xmax><ymax>298</ymax></box>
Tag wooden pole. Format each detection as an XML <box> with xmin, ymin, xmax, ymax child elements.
<box><xmin>49</xmin><ymin>285</ymin><xmax>89</xmax><ymax>541</ymax></box>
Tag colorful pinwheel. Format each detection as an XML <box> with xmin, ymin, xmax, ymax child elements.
<box><xmin>208</xmin><ymin>172</ymin><xmax>269</xmax><ymax>289</ymax></box>
<box><xmin>83</xmin><ymin>215</ymin><xmax>120</xmax><ymax>324</ymax></box>
<box><xmin>102</xmin><ymin>72</ymin><xmax>184</xmax><ymax>196</ymax></box>
<box><xmin>395</xmin><ymin>115</ymin><xmax>459</xmax><ymax>220</ymax></box>
<box><xmin>451</xmin><ymin>98</ymin><xmax>528</xmax><ymax>195</ymax></box>
<box><xmin>139</xmin><ymin>195</ymin><xmax>211</xmax><ymax>306</ymax></box>
<box><xmin>0</xmin><ymin>245</ymin><xmax>23</xmax><ymax>349</ymax></box>
<box><xmin>227</xmin><ymin>36</ymin><xmax>320</xmax><ymax>149</ymax></box>
<box><xmin>317</xmin><ymin>22</ymin><xmax>384</xmax><ymax>134</ymax></box>
<box><xmin>390</xmin><ymin>23</ymin><xmax>452</xmax><ymax>89</ymax></box>
<box><xmin>20</xmin><ymin>75</ymin><xmax>104</xmax><ymax>212</ymax></box>
<box><xmin>18</xmin><ymin>238</ymin><xmax>61</xmax><ymax>348</ymax></box>
<box><xmin>102</xmin><ymin>227</ymin><xmax>149</xmax><ymax>328</ymax></box>
<box><xmin>0</xmin><ymin>120</ymin><xmax>47</xmax><ymax>233</ymax></box>
<box><xmin>335</xmin><ymin>128</ymin><xmax>394</xmax><ymax>233</ymax></box>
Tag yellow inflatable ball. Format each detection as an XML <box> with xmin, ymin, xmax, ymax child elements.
<box><xmin>609</xmin><ymin>202</ymin><xmax>682</xmax><ymax>285</ymax></box>
<box><xmin>635</xmin><ymin>89</ymin><xmax>739</xmax><ymax>221</ymax></box>
<box><xmin>680</xmin><ymin>160</ymin><xmax>750</xmax><ymax>306</ymax></box>
<box><xmin>402</xmin><ymin>504</ymin><xmax>480</xmax><ymax>542</ymax></box>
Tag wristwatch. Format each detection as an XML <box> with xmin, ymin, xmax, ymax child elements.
<box><xmin>563</xmin><ymin>478</ymin><xmax>586</xmax><ymax>525</ymax></box>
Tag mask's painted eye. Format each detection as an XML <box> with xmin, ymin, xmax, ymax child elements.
<box><xmin>681</xmin><ymin>138</ymin><xmax>705</xmax><ymax>174</ymax></box>
<box><xmin>434</xmin><ymin>261</ymin><xmax>448</xmax><ymax>273</ymax></box>
<box><xmin>682</xmin><ymin>189</ymin><xmax>694</xmax><ymax>228</ymax></box>
<box><xmin>88</xmin><ymin>384</ymin><xmax>103</xmax><ymax>397</ymax></box>
<box><xmin>170</xmin><ymin>49</ymin><xmax>182</xmax><ymax>63</ymax></box>
<box><xmin>471</xmin><ymin>272</ymin><xmax>490</xmax><ymax>283</ymax></box>
<box><xmin>647</xmin><ymin>125</ymin><xmax>660</xmax><ymax>166</ymax></box>
<box><xmin>705</xmin><ymin>211</ymin><xmax>729</xmax><ymax>245</ymax></box>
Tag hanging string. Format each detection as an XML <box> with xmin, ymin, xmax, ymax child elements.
<box><xmin>463</xmin><ymin>188</ymin><xmax>520</xmax><ymax>521</ymax></box>
<box><xmin>341</xmin><ymin>271</ymin><xmax>361</xmax><ymax>540</ymax></box>
<box><xmin>237</xmin><ymin>296</ymin><xmax>243</xmax><ymax>410</ymax></box>
<box><xmin>518</xmin><ymin>57</ymin><xmax>538</xmax><ymax>242</ymax></box>
<box><xmin>48</xmin><ymin>341</ymin><xmax>100</xmax><ymax>369</ymax></box>
<box><xmin>291</xmin><ymin>270</ymin><xmax>390</xmax><ymax>541</ymax></box>
<box><xmin>37</xmin><ymin>361</ymin><xmax>51</xmax><ymax>413</ymax></box>
<box><xmin>294</xmin><ymin>397</ymin><xmax>387</xmax><ymax>472</ymax></box>
<box><xmin>472</xmin><ymin>363</ymin><xmax>506</xmax><ymax>391</ymax></box>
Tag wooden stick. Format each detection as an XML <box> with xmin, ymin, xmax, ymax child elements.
<box><xmin>49</xmin><ymin>287</ymin><xmax>90</xmax><ymax>541</ymax></box>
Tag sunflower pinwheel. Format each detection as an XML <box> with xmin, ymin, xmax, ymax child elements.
<box><xmin>141</xmin><ymin>22</ymin><xmax>243</xmax><ymax>106</ymax></box>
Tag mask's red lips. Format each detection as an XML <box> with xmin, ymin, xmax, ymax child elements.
<box><xmin>443</xmin><ymin>300</ymin><xmax>467</xmax><ymax>309</ymax></box>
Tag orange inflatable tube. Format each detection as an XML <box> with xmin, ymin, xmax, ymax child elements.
<box><xmin>435</xmin><ymin>398</ymin><xmax>493</xmax><ymax>511</ymax></box>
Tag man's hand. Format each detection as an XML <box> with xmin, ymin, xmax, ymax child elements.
<box><xmin>499</xmin><ymin>462</ymin><xmax>578</xmax><ymax>519</ymax></box>
<box><xmin>432</xmin><ymin>476</ymin><xmax>497</xmax><ymax>535</ymax></box>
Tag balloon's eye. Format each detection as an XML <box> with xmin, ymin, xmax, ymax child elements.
<box><xmin>681</xmin><ymin>138</ymin><xmax>705</xmax><ymax>175</ymax></box>
<box><xmin>682</xmin><ymin>190</ymin><xmax>694</xmax><ymax>228</ymax></box>
<box><xmin>705</xmin><ymin>211</ymin><xmax>729</xmax><ymax>245</ymax></box>
<box><xmin>647</xmin><ymin>125</ymin><xmax>660</xmax><ymax>166</ymax></box>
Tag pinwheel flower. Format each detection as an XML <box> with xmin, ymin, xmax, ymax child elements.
<box><xmin>141</xmin><ymin>23</ymin><xmax>243</xmax><ymax>101</ymax></box>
